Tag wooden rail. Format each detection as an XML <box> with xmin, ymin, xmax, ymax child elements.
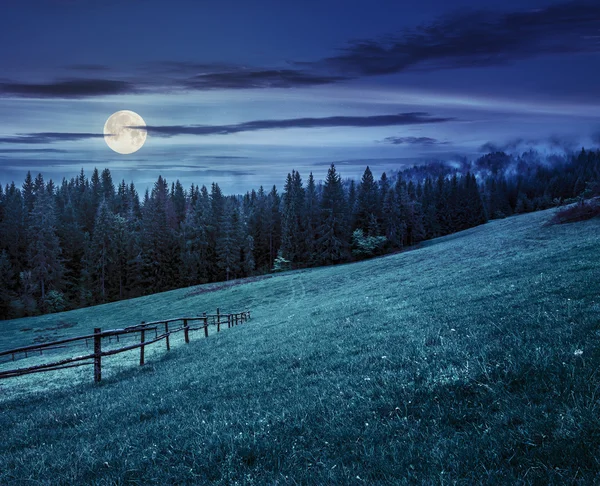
<box><xmin>0</xmin><ymin>308</ymin><xmax>251</xmax><ymax>383</ymax></box>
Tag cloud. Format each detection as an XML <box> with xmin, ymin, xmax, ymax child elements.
<box><xmin>0</xmin><ymin>79</ymin><xmax>136</xmax><ymax>98</ymax></box>
<box><xmin>66</xmin><ymin>64</ymin><xmax>111</xmax><ymax>71</ymax></box>
<box><xmin>0</xmin><ymin>148</ymin><xmax>69</xmax><ymax>153</ymax></box>
<box><xmin>381</xmin><ymin>136</ymin><xmax>449</xmax><ymax>146</ymax></box>
<box><xmin>0</xmin><ymin>132</ymin><xmax>106</xmax><ymax>144</ymax></box>
<box><xmin>313</xmin><ymin>2</ymin><xmax>600</xmax><ymax>76</ymax></box>
<box><xmin>183</xmin><ymin>69</ymin><xmax>349</xmax><ymax>89</ymax></box>
<box><xmin>3</xmin><ymin>2</ymin><xmax>596</xmax><ymax>100</ymax></box>
<box><xmin>139</xmin><ymin>112</ymin><xmax>456</xmax><ymax>138</ymax></box>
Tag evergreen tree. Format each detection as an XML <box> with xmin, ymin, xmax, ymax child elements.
<box><xmin>90</xmin><ymin>200</ymin><xmax>117</xmax><ymax>302</ymax></box>
<box><xmin>267</xmin><ymin>185</ymin><xmax>281</xmax><ymax>270</ymax></box>
<box><xmin>0</xmin><ymin>250</ymin><xmax>15</xmax><ymax>319</ymax></box>
<box><xmin>317</xmin><ymin>164</ymin><xmax>350</xmax><ymax>264</ymax></box>
<box><xmin>27</xmin><ymin>187</ymin><xmax>64</xmax><ymax>309</ymax></box>
<box><xmin>101</xmin><ymin>168</ymin><xmax>115</xmax><ymax>204</ymax></box>
<box><xmin>216</xmin><ymin>200</ymin><xmax>242</xmax><ymax>281</ymax></box>
<box><xmin>304</xmin><ymin>173</ymin><xmax>319</xmax><ymax>265</ymax></box>
<box><xmin>171</xmin><ymin>180</ymin><xmax>187</xmax><ymax>226</ymax></box>
<box><xmin>280</xmin><ymin>170</ymin><xmax>305</xmax><ymax>266</ymax></box>
<box><xmin>356</xmin><ymin>166</ymin><xmax>379</xmax><ymax>234</ymax></box>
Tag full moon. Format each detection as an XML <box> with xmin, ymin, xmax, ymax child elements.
<box><xmin>103</xmin><ymin>110</ymin><xmax>147</xmax><ymax>154</ymax></box>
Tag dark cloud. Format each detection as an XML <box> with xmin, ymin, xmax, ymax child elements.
<box><xmin>314</xmin><ymin>2</ymin><xmax>600</xmax><ymax>76</ymax></box>
<box><xmin>381</xmin><ymin>136</ymin><xmax>449</xmax><ymax>146</ymax></box>
<box><xmin>139</xmin><ymin>112</ymin><xmax>456</xmax><ymax>138</ymax></box>
<box><xmin>592</xmin><ymin>132</ymin><xmax>600</xmax><ymax>145</ymax></box>
<box><xmin>66</xmin><ymin>64</ymin><xmax>111</xmax><ymax>71</ymax></box>
<box><xmin>3</xmin><ymin>2</ymin><xmax>596</xmax><ymax>100</ymax></box>
<box><xmin>184</xmin><ymin>69</ymin><xmax>349</xmax><ymax>89</ymax></box>
<box><xmin>0</xmin><ymin>148</ymin><xmax>68</xmax><ymax>153</ymax></box>
<box><xmin>0</xmin><ymin>132</ymin><xmax>106</xmax><ymax>144</ymax></box>
<box><xmin>0</xmin><ymin>79</ymin><xmax>136</xmax><ymax>98</ymax></box>
<box><xmin>139</xmin><ymin>61</ymin><xmax>242</xmax><ymax>75</ymax></box>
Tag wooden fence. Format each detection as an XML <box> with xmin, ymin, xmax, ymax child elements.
<box><xmin>0</xmin><ymin>308</ymin><xmax>250</xmax><ymax>383</ymax></box>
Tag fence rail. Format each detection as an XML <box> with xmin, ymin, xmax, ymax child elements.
<box><xmin>0</xmin><ymin>308</ymin><xmax>250</xmax><ymax>382</ymax></box>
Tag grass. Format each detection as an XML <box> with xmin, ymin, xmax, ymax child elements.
<box><xmin>1</xmin><ymin>206</ymin><xmax>600</xmax><ymax>485</ymax></box>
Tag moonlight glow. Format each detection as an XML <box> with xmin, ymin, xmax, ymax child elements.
<box><xmin>103</xmin><ymin>110</ymin><xmax>147</xmax><ymax>155</ymax></box>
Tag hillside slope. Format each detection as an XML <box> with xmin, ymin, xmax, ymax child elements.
<box><xmin>1</xmin><ymin>208</ymin><xmax>600</xmax><ymax>485</ymax></box>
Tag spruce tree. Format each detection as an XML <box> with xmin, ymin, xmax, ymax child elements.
<box><xmin>27</xmin><ymin>187</ymin><xmax>64</xmax><ymax>308</ymax></box>
<box><xmin>356</xmin><ymin>166</ymin><xmax>379</xmax><ymax>234</ymax></box>
<box><xmin>317</xmin><ymin>164</ymin><xmax>350</xmax><ymax>264</ymax></box>
<box><xmin>90</xmin><ymin>200</ymin><xmax>117</xmax><ymax>302</ymax></box>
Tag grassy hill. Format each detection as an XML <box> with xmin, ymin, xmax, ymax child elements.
<box><xmin>1</xmin><ymin>208</ymin><xmax>599</xmax><ymax>485</ymax></box>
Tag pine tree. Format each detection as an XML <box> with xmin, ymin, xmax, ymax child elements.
<box><xmin>171</xmin><ymin>180</ymin><xmax>187</xmax><ymax>226</ymax></box>
<box><xmin>101</xmin><ymin>168</ymin><xmax>115</xmax><ymax>204</ymax></box>
<box><xmin>356</xmin><ymin>166</ymin><xmax>379</xmax><ymax>234</ymax></box>
<box><xmin>280</xmin><ymin>170</ymin><xmax>305</xmax><ymax>266</ymax></box>
<box><xmin>140</xmin><ymin>176</ymin><xmax>180</xmax><ymax>293</ymax></box>
<box><xmin>90</xmin><ymin>200</ymin><xmax>117</xmax><ymax>302</ymax></box>
<box><xmin>267</xmin><ymin>185</ymin><xmax>281</xmax><ymax>270</ymax></box>
<box><xmin>0</xmin><ymin>183</ymin><xmax>25</xmax><ymax>267</ymax></box>
<box><xmin>317</xmin><ymin>164</ymin><xmax>350</xmax><ymax>264</ymax></box>
<box><xmin>0</xmin><ymin>250</ymin><xmax>15</xmax><ymax>319</ymax></box>
<box><xmin>216</xmin><ymin>200</ymin><xmax>242</xmax><ymax>281</ymax></box>
<box><xmin>382</xmin><ymin>186</ymin><xmax>406</xmax><ymax>248</ymax></box>
<box><xmin>27</xmin><ymin>187</ymin><xmax>64</xmax><ymax>309</ymax></box>
<box><xmin>304</xmin><ymin>173</ymin><xmax>319</xmax><ymax>265</ymax></box>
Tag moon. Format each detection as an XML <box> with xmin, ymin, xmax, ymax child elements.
<box><xmin>103</xmin><ymin>110</ymin><xmax>147</xmax><ymax>154</ymax></box>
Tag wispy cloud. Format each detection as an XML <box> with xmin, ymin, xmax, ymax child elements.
<box><xmin>65</xmin><ymin>64</ymin><xmax>111</xmax><ymax>72</ymax></box>
<box><xmin>315</xmin><ymin>2</ymin><xmax>600</xmax><ymax>76</ymax></box>
<box><xmin>0</xmin><ymin>132</ymin><xmax>106</xmax><ymax>144</ymax></box>
<box><xmin>0</xmin><ymin>148</ymin><xmax>69</xmax><ymax>153</ymax></box>
<box><xmin>0</xmin><ymin>79</ymin><xmax>136</xmax><ymax>98</ymax></box>
<box><xmin>2</xmin><ymin>2</ymin><xmax>598</xmax><ymax>99</ymax></box>
<box><xmin>381</xmin><ymin>136</ymin><xmax>449</xmax><ymax>146</ymax></box>
<box><xmin>139</xmin><ymin>112</ymin><xmax>456</xmax><ymax>138</ymax></box>
<box><xmin>183</xmin><ymin>69</ymin><xmax>349</xmax><ymax>89</ymax></box>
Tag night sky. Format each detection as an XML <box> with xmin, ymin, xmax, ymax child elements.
<box><xmin>1</xmin><ymin>0</ymin><xmax>600</xmax><ymax>194</ymax></box>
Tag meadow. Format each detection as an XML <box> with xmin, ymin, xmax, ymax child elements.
<box><xmin>1</xmin><ymin>207</ymin><xmax>599</xmax><ymax>485</ymax></box>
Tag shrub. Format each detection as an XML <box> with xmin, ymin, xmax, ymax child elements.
<box><xmin>351</xmin><ymin>229</ymin><xmax>387</xmax><ymax>259</ymax></box>
<box><xmin>549</xmin><ymin>198</ymin><xmax>600</xmax><ymax>225</ymax></box>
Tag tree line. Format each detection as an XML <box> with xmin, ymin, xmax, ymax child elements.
<box><xmin>0</xmin><ymin>148</ymin><xmax>598</xmax><ymax>319</ymax></box>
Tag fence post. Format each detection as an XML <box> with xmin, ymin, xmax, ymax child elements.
<box><xmin>140</xmin><ymin>322</ymin><xmax>146</xmax><ymax>366</ymax></box>
<box><xmin>227</xmin><ymin>314</ymin><xmax>231</xmax><ymax>328</ymax></box>
<box><xmin>203</xmin><ymin>312</ymin><xmax>208</xmax><ymax>338</ymax></box>
<box><xmin>235</xmin><ymin>313</ymin><xmax>239</xmax><ymax>326</ymax></box>
<box><xmin>184</xmin><ymin>318</ymin><xmax>189</xmax><ymax>344</ymax></box>
<box><xmin>94</xmin><ymin>328</ymin><xmax>102</xmax><ymax>382</ymax></box>
<box><xmin>217</xmin><ymin>308</ymin><xmax>221</xmax><ymax>333</ymax></box>
<box><xmin>165</xmin><ymin>321</ymin><xmax>170</xmax><ymax>351</ymax></box>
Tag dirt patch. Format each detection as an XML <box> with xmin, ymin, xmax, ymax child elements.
<box><xmin>184</xmin><ymin>275</ymin><xmax>274</xmax><ymax>297</ymax></box>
